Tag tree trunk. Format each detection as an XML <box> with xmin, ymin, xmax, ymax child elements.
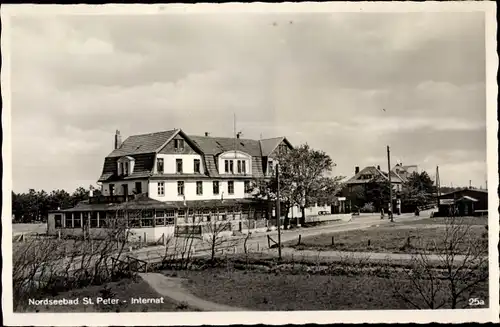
<box><xmin>300</xmin><ymin>207</ymin><xmax>306</xmax><ymax>225</ymax></box>
<box><xmin>284</xmin><ymin>204</ymin><xmax>290</xmax><ymax>230</ymax></box>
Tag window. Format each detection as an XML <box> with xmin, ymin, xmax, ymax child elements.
<box><xmin>64</xmin><ymin>213</ymin><xmax>72</xmax><ymax>228</ymax></box>
<box><xmin>229</xmin><ymin>160</ymin><xmax>234</xmax><ymax>173</ymax></box>
<box><xmin>177</xmin><ymin>181</ymin><xmax>184</xmax><ymax>196</ymax></box>
<box><xmin>176</xmin><ymin>159</ymin><xmax>183</xmax><ymax>173</ymax></box>
<box><xmin>166</xmin><ymin>210</ymin><xmax>175</xmax><ymax>225</ymax></box>
<box><xmin>120</xmin><ymin>162</ymin><xmax>124</xmax><ymax>175</ymax></box>
<box><xmin>279</xmin><ymin>144</ymin><xmax>288</xmax><ymax>154</ymax></box>
<box><xmin>55</xmin><ymin>214</ymin><xmax>62</xmax><ymax>228</ymax></box>
<box><xmin>268</xmin><ymin>161</ymin><xmax>274</xmax><ymax>175</ymax></box>
<box><xmin>196</xmin><ymin>181</ymin><xmax>203</xmax><ymax>195</ymax></box>
<box><xmin>122</xmin><ymin>184</ymin><xmax>128</xmax><ymax>196</ymax></box>
<box><xmin>124</xmin><ymin>162</ymin><xmax>129</xmax><ymax>175</ymax></box>
<box><xmin>228</xmin><ymin>181</ymin><xmax>234</xmax><ymax>194</ymax></box>
<box><xmin>242</xmin><ymin>161</ymin><xmax>246</xmax><ymax>174</ymax></box>
<box><xmin>157</xmin><ymin>158</ymin><xmax>164</xmax><ymax>174</ymax></box>
<box><xmin>244</xmin><ymin>181</ymin><xmax>252</xmax><ymax>193</ymax></box>
<box><xmin>141</xmin><ymin>210</ymin><xmax>154</xmax><ymax>227</ymax></box>
<box><xmin>237</xmin><ymin>160</ymin><xmax>242</xmax><ymax>173</ymax></box>
<box><xmin>109</xmin><ymin>184</ymin><xmax>115</xmax><ymax>196</ymax></box>
<box><xmin>155</xmin><ymin>210</ymin><xmax>165</xmax><ymax>226</ymax></box>
<box><xmin>74</xmin><ymin>213</ymin><xmax>82</xmax><ymax>228</ymax></box>
<box><xmin>194</xmin><ymin>159</ymin><xmax>201</xmax><ymax>173</ymax></box>
<box><xmin>213</xmin><ymin>181</ymin><xmax>219</xmax><ymax>195</ymax></box>
<box><xmin>174</xmin><ymin>139</ymin><xmax>185</xmax><ymax>150</ymax></box>
<box><xmin>90</xmin><ymin>212</ymin><xmax>98</xmax><ymax>228</ymax></box>
<box><xmin>135</xmin><ymin>181</ymin><xmax>142</xmax><ymax>194</ymax></box>
<box><xmin>224</xmin><ymin>160</ymin><xmax>229</xmax><ymax>173</ymax></box>
<box><xmin>158</xmin><ymin>182</ymin><xmax>165</xmax><ymax>196</ymax></box>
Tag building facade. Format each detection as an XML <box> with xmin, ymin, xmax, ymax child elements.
<box><xmin>48</xmin><ymin>129</ymin><xmax>300</xmax><ymax>242</ymax></box>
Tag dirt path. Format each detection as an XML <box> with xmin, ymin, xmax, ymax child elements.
<box><xmin>138</xmin><ymin>272</ymin><xmax>248</xmax><ymax>312</ymax></box>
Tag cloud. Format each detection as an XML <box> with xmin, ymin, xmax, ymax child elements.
<box><xmin>7</xmin><ymin>10</ymin><xmax>488</xmax><ymax>192</ymax></box>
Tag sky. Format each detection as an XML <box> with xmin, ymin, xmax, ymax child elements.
<box><xmin>9</xmin><ymin>10</ymin><xmax>488</xmax><ymax>193</ymax></box>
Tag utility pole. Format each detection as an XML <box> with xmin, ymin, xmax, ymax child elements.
<box><xmin>387</xmin><ymin>146</ymin><xmax>394</xmax><ymax>222</ymax></box>
<box><xmin>276</xmin><ymin>164</ymin><xmax>282</xmax><ymax>260</ymax></box>
<box><xmin>436</xmin><ymin>166</ymin><xmax>441</xmax><ymax>207</ymax></box>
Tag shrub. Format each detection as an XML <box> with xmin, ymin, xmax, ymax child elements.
<box><xmin>360</xmin><ymin>202</ymin><xmax>376</xmax><ymax>213</ymax></box>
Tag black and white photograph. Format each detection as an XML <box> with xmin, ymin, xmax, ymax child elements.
<box><xmin>2</xmin><ymin>2</ymin><xmax>498</xmax><ymax>325</ymax></box>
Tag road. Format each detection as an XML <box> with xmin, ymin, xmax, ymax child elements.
<box><xmin>26</xmin><ymin>210</ymin><xmax>445</xmax><ymax>279</ymax></box>
<box><xmin>129</xmin><ymin>209</ymin><xmax>438</xmax><ymax>263</ymax></box>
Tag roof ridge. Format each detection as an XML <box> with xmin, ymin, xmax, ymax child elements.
<box><xmin>189</xmin><ymin>134</ymin><xmax>260</xmax><ymax>142</ymax></box>
<box><xmin>127</xmin><ymin>129</ymin><xmax>179</xmax><ymax>138</ymax></box>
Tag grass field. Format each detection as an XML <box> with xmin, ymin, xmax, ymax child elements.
<box><xmin>19</xmin><ymin>278</ymin><xmax>194</xmax><ymax>313</ymax></box>
<box><xmin>397</xmin><ymin>216</ymin><xmax>488</xmax><ymax>226</ymax></box>
<box><xmin>165</xmin><ymin>268</ymin><xmax>488</xmax><ymax>310</ymax></box>
<box><xmin>286</xmin><ymin>224</ymin><xmax>488</xmax><ymax>254</ymax></box>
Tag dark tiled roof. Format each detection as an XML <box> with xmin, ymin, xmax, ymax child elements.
<box><xmin>188</xmin><ymin>135</ymin><xmax>263</xmax><ymax>156</ymax></box>
<box><xmin>59</xmin><ymin>201</ymin><xmax>117</xmax><ymax>212</ymax></box>
<box><xmin>345</xmin><ymin>166</ymin><xmax>387</xmax><ymax>184</ymax></box>
<box><xmin>260</xmin><ymin>137</ymin><xmax>284</xmax><ymax>156</ymax></box>
<box><xmin>60</xmin><ymin>197</ymin><xmax>267</xmax><ymax>212</ymax></box>
<box><xmin>204</xmin><ymin>155</ymin><xmax>220</xmax><ymax>177</ymax></box>
<box><xmin>107</xmin><ymin>129</ymin><xmax>178</xmax><ymax>157</ymax></box>
<box><xmin>98</xmin><ymin>153</ymin><xmax>156</xmax><ymax>182</ymax></box>
<box><xmin>252</xmin><ymin>156</ymin><xmax>265</xmax><ymax>178</ymax></box>
<box><xmin>99</xmin><ymin>130</ymin><xmax>288</xmax><ymax>181</ymax></box>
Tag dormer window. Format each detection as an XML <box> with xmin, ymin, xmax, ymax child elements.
<box><xmin>117</xmin><ymin>156</ymin><xmax>135</xmax><ymax>177</ymax></box>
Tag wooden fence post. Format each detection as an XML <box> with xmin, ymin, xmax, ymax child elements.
<box><xmin>297</xmin><ymin>234</ymin><xmax>302</xmax><ymax>246</ymax></box>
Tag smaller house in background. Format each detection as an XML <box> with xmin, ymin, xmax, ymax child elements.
<box><xmin>391</xmin><ymin>163</ymin><xmax>418</xmax><ymax>182</ymax></box>
<box><xmin>437</xmin><ymin>188</ymin><xmax>488</xmax><ymax>217</ymax></box>
<box><xmin>344</xmin><ymin>165</ymin><xmax>405</xmax><ymax>193</ymax></box>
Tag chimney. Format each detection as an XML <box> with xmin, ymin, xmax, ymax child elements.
<box><xmin>377</xmin><ymin>165</ymin><xmax>380</xmax><ymax>170</ymax></box>
<box><xmin>205</xmin><ymin>132</ymin><xmax>210</xmax><ymax>137</ymax></box>
<box><xmin>355</xmin><ymin>166</ymin><xmax>360</xmax><ymax>174</ymax></box>
<box><xmin>236</xmin><ymin>132</ymin><xmax>241</xmax><ymax>139</ymax></box>
<box><xmin>114</xmin><ymin>130</ymin><xmax>122</xmax><ymax>149</ymax></box>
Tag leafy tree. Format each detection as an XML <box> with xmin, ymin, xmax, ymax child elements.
<box><xmin>255</xmin><ymin>144</ymin><xmax>341</xmax><ymax>225</ymax></box>
<box><xmin>364</xmin><ymin>177</ymin><xmax>391</xmax><ymax>212</ymax></box>
<box><xmin>402</xmin><ymin>171</ymin><xmax>437</xmax><ymax>207</ymax></box>
<box><xmin>71</xmin><ymin>187</ymin><xmax>90</xmax><ymax>206</ymax></box>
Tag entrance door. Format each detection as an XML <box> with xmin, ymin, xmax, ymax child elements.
<box><xmin>122</xmin><ymin>184</ymin><xmax>129</xmax><ymax>197</ymax></box>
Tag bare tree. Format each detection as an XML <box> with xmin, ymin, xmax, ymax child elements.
<box><xmin>393</xmin><ymin>215</ymin><xmax>488</xmax><ymax>309</ymax></box>
<box><xmin>12</xmin><ymin>206</ymin><xmax>136</xmax><ymax>311</ymax></box>
<box><xmin>202</xmin><ymin>219</ymin><xmax>235</xmax><ymax>264</ymax></box>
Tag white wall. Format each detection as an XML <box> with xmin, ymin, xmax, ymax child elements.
<box><xmin>149</xmin><ymin>179</ymin><xmax>248</xmax><ymax>201</ymax></box>
<box><xmin>155</xmin><ymin>154</ymin><xmax>205</xmax><ymax>174</ymax></box>
<box><xmin>101</xmin><ymin>180</ymin><xmax>147</xmax><ymax>196</ymax></box>
<box><xmin>217</xmin><ymin>151</ymin><xmax>252</xmax><ymax>176</ymax></box>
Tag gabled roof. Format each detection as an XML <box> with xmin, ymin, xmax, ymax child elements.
<box><xmin>107</xmin><ymin>129</ymin><xmax>178</xmax><ymax>158</ymax></box>
<box><xmin>381</xmin><ymin>170</ymin><xmax>405</xmax><ymax>183</ymax></box>
<box><xmin>345</xmin><ymin>165</ymin><xmax>404</xmax><ymax>185</ymax></box>
<box><xmin>100</xmin><ymin>129</ymin><xmax>290</xmax><ymax>181</ymax></box>
<box><xmin>259</xmin><ymin>137</ymin><xmax>290</xmax><ymax>156</ymax></box>
<box><xmin>345</xmin><ymin>166</ymin><xmax>387</xmax><ymax>185</ymax></box>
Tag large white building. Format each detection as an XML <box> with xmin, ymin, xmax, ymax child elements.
<box><xmin>47</xmin><ymin>129</ymin><xmax>301</xmax><ymax>242</ymax></box>
<box><xmin>99</xmin><ymin>129</ymin><xmax>291</xmax><ymax>203</ymax></box>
